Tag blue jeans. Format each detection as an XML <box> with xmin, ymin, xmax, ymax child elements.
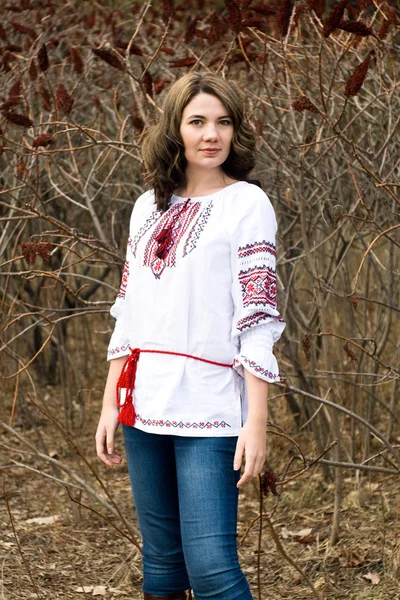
<box><xmin>123</xmin><ymin>426</ymin><xmax>253</xmax><ymax>599</ymax></box>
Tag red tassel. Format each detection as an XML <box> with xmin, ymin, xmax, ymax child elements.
<box><xmin>117</xmin><ymin>401</ymin><xmax>136</xmax><ymax>426</ymax></box>
<box><xmin>116</xmin><ymin>348</ymin><xmax>140</xmax><ymax>427</ymax></box>
<box><xmin>155</xmin><ymin>226</ymin><xmax>172</xmax><ymax>259</ymax></box>
<box><xmin>155</xmin><ymin>199</ymin><xmax>191</xmax><ymax>260</ymax></box>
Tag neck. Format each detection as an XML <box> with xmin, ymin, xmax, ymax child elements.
<box><xmin>180</xmin><ymin>166</ymin><xmax>227</xmax><ymax>196</ymax></box>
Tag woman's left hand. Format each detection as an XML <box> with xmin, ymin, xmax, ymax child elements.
<box><xmin>234</xmin><ymin>420</ymin><xmax>267</xmax><ymax>488</ymax></box>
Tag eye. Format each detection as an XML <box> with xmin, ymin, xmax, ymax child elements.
<box><xmin>219</xmin><ymin>119</ymin><xmax>232</xmax><ymax>126</ymax></box>
<box><xmin>189</xmin><ymin>119</ymin><xmax>203</xmax><ymax>126</ymax></box>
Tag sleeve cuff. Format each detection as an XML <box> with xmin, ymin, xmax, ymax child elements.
<box><xmin>107</xmin><ymin>344</ymin><xmax>130</xmax><ymax>361</ymax></box>
<box><xmin>232</xmin><ymin>323</ymin><xmax>281</xmax><ymax>383</ymax></box>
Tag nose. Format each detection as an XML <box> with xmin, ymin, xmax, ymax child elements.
<box><xmin>203</xmin><ymin>123</ymin><xmax>218</xmax><ymax>141</ymax></box>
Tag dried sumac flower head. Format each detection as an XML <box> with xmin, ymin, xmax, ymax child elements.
<box><xmin>378</xmin><ymin>6</ymin><xmax>397</xmax><ymax>40</ymax></box>
<box><xmin>292</xmin><ymin>95</ymin><xmax>318</xmax><ymax>113</ymax></box>
<box><xmin>21</xmin><ymin>241</ymin><xmax>51</xmax><ymax>265</ymax></box>
<box><xmin>170</xmin><ymin>56</ymin><xmax>197</xmax><ymax>68</ymax></box>
<box><xmin>351</xmin><ymin>296</ymin><xmax>358</xmax><ymax>310</ymax></box>
<box><xmin>184</xmin><ymin>16</ymin><xmax>200</xmax><ymax>44</ymax></box>
<box><xmin>208</xmin><ymin>12</ymin><xmax>224</xmax><ymax>45</ymax></box>
<box><xmin>252</xmin><ymin>2</ymin><xmax>276</xmax><ymax>16</ymax></box>
<box><xmin>70</xmin><ymin>45</ymin><xmax>84</xmax><ymax>74</ymax></box>
<box><xmin>8</xmin><ymin>78</ymin><xmax>23</xmax><ymax>101</ymax></box>
<box><xmin>11</xmin><ymin>20</ymin><xmax>37</xmax><ymax>39</ymax></box>
<box><xmin>260</xmin><ymin>468</ymin><xmax>278</xmax><ymax>497</ymax></box>
<box><xmin>92</xmin><ymin>46</ymin><xmax>125</xmax><ymax>71</ymax></box>
<box><xmin>161</xmin><ymin>0</ymin><xmax>175</xmax><ymax>24</ymax></box>
<box><xmin>306</xmin><ymin>0</ymin><xmax>325</xmax><ymax>17</ymax></box>
<box><xmin>344</xmin><ymin>51</ymin><xmax>374</xmax><ymax>97</ymax></box>
<box><xmin>225</xmin><ymin>0</ymin><xmax>242</xmax><ymax>34</ymax></box>
<box><xmin>86</xmin><ymin>10</ymin><xmax>96</xmax><ymax>29</ymax></box>
<box><xmin>38</xmin><ymin>43</ymin><xmax>49</xmax><ymax>72</ymax></box>
<box><xmin>142</xmin><ymin>71</ymin><xmax>153</xmax><ymax>97</ymax></box>
<box><xmin>32</xmin><ymin>133</ymin><xmax>54</xmax><ymax>148</ymax></box>
<box><xmin>323</xmin><ymin>0</ymin><xmax>349</xmax><ymax>38</ymax></box>
<box><xmin>301</xmin><ymin>334</ymin><xmax>311</xmax><ymax>361</ymax></box>
<box><xmin>131</xmin><ymin>113</ymin><xmax>145</xmax><ymax>131</ymax></box>
<box><xmin>56</xmin><ymin>84</ymin><xmax>74</xmax><ymax>114</ymax></box>
<box><xmin>29</xmin><ymin>58</ymin><xmax>38</xmax><ymax>81</ymax></box>
<box><xmin>2</xmin><ymin>110</ymin><xmax>33</xmax><ymax>128</ymax></box>
<box><xmin>154</xmin><ymin>79</ymin><xmax>171</xmax><ymax>94</ymax></box>
<box><xmin>16</xmin><ymin>156</ymin><xmax>27</xmax><ymax>179</ymax></box>
<box><xmin>276</xmin><ymin>0</ymin><xmax>293</xmax><ymax>37</ymax></box>
<box><xmin>338</xmin><ymin>19</ymin><xmax>373</xmax><ymax>36</ymax></box>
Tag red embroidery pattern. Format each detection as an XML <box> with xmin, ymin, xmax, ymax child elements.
<box><xmin>238</xmin><ymin>312</ymin><xmax>271</xmax><ymax>331</ymax></box>
<box><xmin>233</xmin><ymin>356</ymin><xmax>279</xmax><ymax>380</ymax></box>
<box><xmin>117</xmin><ymin>261</ymin><xmax>130</xmax><ymax>299</ymax></box>
<box><xmin>143</xmin><ymin>202</ymin><xmax>202</xmax><ymax>279</ymax></box>
<box><xmin>135</xmin><ymin>413</ymin><xmax>231</xmax><ymax>429</ymax></box>
<box><xmin>238</xmin><ymin>241</ymin><xmax>276</xmax><ymax>259</ymax></box>
<box><xmin>129</xmin><ymin>211</ymin><xmax>162</xmax><ymax>257</ymax></box>
<box><xmin>108</xmin><ymin>345</ymin><xmax>130</xmax><ymax>357</ymax></box>
<box><xmin>239</xmin><ymin>265</ymin><xmax>277</xmax><ymax>308</ymax></box>
<box><xmin>183</xmin><ymin>200</ymin><xmax>213</xmax><ymax>256</ymax></box>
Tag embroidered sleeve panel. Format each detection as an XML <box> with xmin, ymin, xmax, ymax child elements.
<box><xmin>230</xmin><ymin>188</ymin><xmax>286</xmax><ymax>347</ymax></box>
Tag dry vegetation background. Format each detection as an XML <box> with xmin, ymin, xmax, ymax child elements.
<box><xmin>0</xmin><ymin>0</ymin><xmax>399</xmax><ymax>598</ymax></box>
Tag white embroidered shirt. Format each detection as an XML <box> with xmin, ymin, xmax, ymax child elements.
<box><xmin>107</xmin><ymin>181</ymin><xmax>286</xmax><ymax>436</ymax></box>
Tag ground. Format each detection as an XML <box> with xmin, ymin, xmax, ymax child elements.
<box><xmin>1</xmin><ymin>386</ymin><xmax>399</xmax><ymax>600</ymax></box>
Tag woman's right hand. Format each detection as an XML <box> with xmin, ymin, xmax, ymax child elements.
<box><xmin>96</xmin><ymin>356</ymin><xmax>127</xmax><ymax>467</ymax></box>
<box><xmin>95</xmin><ymin>407</ymin><xmax>122</xmax><ymax>468</ymax></box>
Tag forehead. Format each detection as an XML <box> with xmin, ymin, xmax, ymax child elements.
<box><xmin>182</xmin><ymin>93</ymin><xmax>229</xmax><ymax>118</ymax></box>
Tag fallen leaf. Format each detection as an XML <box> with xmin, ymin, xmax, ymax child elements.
<box><xmin>0</xmin><ymin>541</ymin><xmax>16</xmax><ymax>548</ymax></box>
<box><xmin>314</xmin><ymin>576</ymin><xmax>325</xmax><ymax>589</ymax></box>
<box><xmin>363</xmin><ymin>572</ymin><xmax>380</xmax><ymax>585</ymax></box>
<box><xmin>283</xmin><ymin>527</ymin><xmax>312</xmax><ymax>537</ymax></box>
<box><xmin>293</xmin><ymin>528</ymin><xmax>312</xmax><ymax>537</ymax></box>
<box><xmin>296</xmin><ymin>535</ymin><xmax>316</xmax><ymax>544</ymax></box>
<box><xmin>280</xmin><ymin>526</ymin><xmax>290</xmax><ymax>539</ymax></box>
<box><xmin>25</xmin><ymin>515</ymin><xmax>59</xmax><ymax>525</ymax></box>
<box><xmin>75</xmin><ymin>586</ymin><xmax>94</xmax><ymax>593</ymax></box>
<box><xmin>92</xmin><ymin>586</ymin><xmax>107</xmax><ymax>596</ymax></box>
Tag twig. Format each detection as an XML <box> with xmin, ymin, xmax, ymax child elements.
<box><xmin>265</xmin><ymin>516</ymin><xmax>322</xmax><ymax>600</ymax></box>
<box><xmin>2</xmin><ymin>478</ymin><xmax>43</xmax><ymax>599</ymax></box>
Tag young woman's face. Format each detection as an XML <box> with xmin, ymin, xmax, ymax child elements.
<box><xmin>179</xmin><ymin>93</ymin><xmax>234</xmax><ymax>172</ymax></box>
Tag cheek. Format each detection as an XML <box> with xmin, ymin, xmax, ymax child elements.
<box><xmin>223</xmin><ymin>130</ymin><xmax>234</xmax><ymax>150</ymax></box>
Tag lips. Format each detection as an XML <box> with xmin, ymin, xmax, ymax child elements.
<box><xmin>201</xmin><ymin>149</ymin><xmax>219</xmax><ymax>155</ymax></box>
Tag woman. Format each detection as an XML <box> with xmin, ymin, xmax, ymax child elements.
<box><xmin>96</xmin><ymin>72</ymin><xmax>285</xmax><ymax>600</ymax></box>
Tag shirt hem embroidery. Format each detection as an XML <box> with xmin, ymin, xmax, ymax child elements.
<box><xmin>135</xmin><ymin>413</ymin><xmax>231</xmax><ymax>429</ymax></box>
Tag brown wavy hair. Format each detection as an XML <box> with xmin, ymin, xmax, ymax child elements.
<box><xmin>141</xmin><ymin>72</ymin><xmax>258</xmax><ymax>213</ymax></box>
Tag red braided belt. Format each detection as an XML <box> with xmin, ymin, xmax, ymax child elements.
<box><xmin>116</xmin><ymin>347</ymin><xmax>234</xmax><ymax>427</ymax></box>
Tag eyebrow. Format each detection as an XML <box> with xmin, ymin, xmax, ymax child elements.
<box><xmin>186</xmin><ymin>114</ymin><xmax>232</xmax><ymax>120</ymax></box>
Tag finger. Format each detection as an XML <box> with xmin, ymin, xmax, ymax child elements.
<box><xmin>95</xmin><ymin>429</ymin><xmax>106</xmax><ymax>459</ymax></box>
<box><xmin>237</xmin><ymin>470</ymin><xmax>253</xmax><ymax>488</ymax></box>
<box><xmin>237</xmin><ymin>456</ymin><xmax>256</xmax><ymax>488</ymax></box>
<box><xmin>233</xmin><ymin>439</ymin><xmax>245</xmax><ymax>471</ymax></box>
<box><xmin>106</xmin><ymin>428</ymin><xmax>115</xmax><ymax>455</ymax></box>
<box><xmin>96</xmin><ymin>431</ymin><xmax>116</xmax><ymax>467</ymax></box>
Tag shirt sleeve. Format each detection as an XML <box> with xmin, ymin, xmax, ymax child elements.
<box><xmin>107</xmin><ymin>191</ymin><xmax>150</xmax><ymax>361</ymax></box>
<box><xmin>230</xmin><ymin>187</ymin><xmax>286</xmax><ymax>383</ymax></box>
<box><xmin>107</xmin><ymin>243</ymin><xmax>131</xmax><ymax>361</ymax></box>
